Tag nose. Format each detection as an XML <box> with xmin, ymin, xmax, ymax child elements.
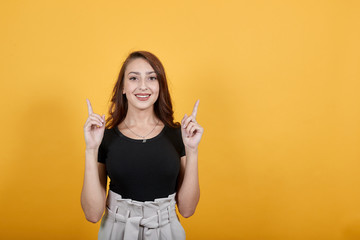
<box><xmin>138</xmin><ymin>78</ymin><xmax>148</xmax><ymax>91</ymax></box>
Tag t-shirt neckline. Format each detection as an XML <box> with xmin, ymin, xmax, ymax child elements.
<box><xmin>114</xmin><ymin>124</ymin><xmax>167</xmax><ymax>143</ymax></box>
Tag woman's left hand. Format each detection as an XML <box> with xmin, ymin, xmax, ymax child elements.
<box><xmin>181</xmin><ymin>100</ymin><xmax>204</xmax><ymax>150</ymax></box>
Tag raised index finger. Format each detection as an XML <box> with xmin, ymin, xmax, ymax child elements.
<box><xmin>86</xmin><ymin>98</ymin><xmax>93</xmax><ymax>116</ymax></box>
<box><xmin>191</xmin><ymin>99</ymin><xmax>200</xmax><ymax>117</ymax></box>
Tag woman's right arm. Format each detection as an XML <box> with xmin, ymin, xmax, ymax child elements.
<box><xmin>80</xmin><ymin>99</ymin><xmax>107</xmax><ymax>223</ymax></box>
<box><xmin>81</xmin><ymin>149</ymin><xmax>107</xmax><ymax>223</ymax></box>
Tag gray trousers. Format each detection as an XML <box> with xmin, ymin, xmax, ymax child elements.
<box><xmin>98</xmin><ymin>190</ymin><xmax>186</xmax><ymax>240</ymax></box>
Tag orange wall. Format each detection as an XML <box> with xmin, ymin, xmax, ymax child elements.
<box><xmin>1</xmin><ymin>1</ymin><xmax>360</xmax><ymax>239</ymax></box>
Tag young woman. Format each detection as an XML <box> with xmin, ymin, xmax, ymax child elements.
<box><xmin>81</xmin><ymin>51</ymin><xmax>203</xmax><ymax>240</ymax></box>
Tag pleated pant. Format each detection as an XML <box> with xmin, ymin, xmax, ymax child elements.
<box><xmin>98</xmin><ymin>190</ymin><xmax>186</xmax><ymax>240</ymax></box>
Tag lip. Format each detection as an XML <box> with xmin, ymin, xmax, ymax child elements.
<box><xmin>135</xmin><ymin>93</ymin><xmax>151</xmax><ymax>101</ymax></box>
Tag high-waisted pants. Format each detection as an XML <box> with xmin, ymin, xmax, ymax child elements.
<box><xmin>98</xmin><ymin>190</ymin><xmax>186</xmax><ymax>240</ymax></box>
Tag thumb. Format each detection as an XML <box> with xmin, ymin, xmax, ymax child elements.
<box><xmin>101</xmin><ymin>115</ymin><xmax>106</xmax><ymax>128</ymax></box>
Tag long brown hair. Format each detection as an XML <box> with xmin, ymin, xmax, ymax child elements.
<box><xmin>105</xmin><ymin>51</ymin><xmax>180</xmax><ymax>129</ymax></box>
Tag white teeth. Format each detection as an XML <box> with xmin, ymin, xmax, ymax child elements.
<box><xmin>136</xmin><ymin>95</ymin><xmax>150</xmax><ymax>98</ymax></box>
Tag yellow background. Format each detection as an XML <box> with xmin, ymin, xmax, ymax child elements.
<box><xmin>1</xmin><ymin>0</ymin><xmax>360</xmax><ymax>239</ymax></box>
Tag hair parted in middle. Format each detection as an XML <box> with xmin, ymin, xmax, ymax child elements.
<box><xmin>105</xmin><ymin>50</ymin><xmax>180</xmax><ymax>129</ymax></box>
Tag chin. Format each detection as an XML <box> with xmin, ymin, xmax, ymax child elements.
<box><xmin>131</xmin><ymin>101</ymin><xmax>157</xmax><ymax>111</ymax></box>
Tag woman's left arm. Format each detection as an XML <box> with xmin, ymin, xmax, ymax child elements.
<box><xmin>176</xmin><ymin>100</ymin><xmax>203</xmax><ymax>218</ymax></box>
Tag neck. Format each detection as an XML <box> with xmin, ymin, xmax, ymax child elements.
<box><xmin>124</xmin><ymin>106</ymin><xmax>158</xmax><ymax>126</ymax></box>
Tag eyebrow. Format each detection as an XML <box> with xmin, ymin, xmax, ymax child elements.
<box><xmin>128</xmin><ymin>71</ymin><xmax>156</xmax><ymax>75</ymax></box>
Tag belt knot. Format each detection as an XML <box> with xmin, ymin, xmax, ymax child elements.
<box><xmin>106</xmin><ymin>202</ymin><xmax>176</xmax><ymax>240</ymax></box>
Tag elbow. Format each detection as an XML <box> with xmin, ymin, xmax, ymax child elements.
<box><xmin>81</xmin><ymin>198</ymin><xmax>105</xmax><ymax>223</ymax></box>
<box><xmin>179</xmin><ymin>209</ymin><xmax>195</xmax><ymax>218</ymax></box>
<box><xmin>85</xmin><ymin>213</ymin><xmax>102</xmax><ymax>223</ymax></box>
<box><xmin>178</xmin><ymin>202</ymin><xmax>198</xmax><ymax>218</ymax></box>
<box><xmin>177</xmin><ymin>192</ymin><xmax>200</xmax><ymax>218</ymax></box>
<box><xmin>82</xmin><ymin>204</ymin><xmax>104</xmax><ymax>223</ymax></box>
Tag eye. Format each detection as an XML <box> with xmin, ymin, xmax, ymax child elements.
<box><xmin>149</xmin><ymin>76</ymin><xmax>157</xmax><ymax>81</ymax></box>
<box><xmin>129</xmin><ymin>77</ymin><xmax>137</xmax><ymax>81</ymax></box>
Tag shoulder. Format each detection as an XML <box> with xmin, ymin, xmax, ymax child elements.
<box><xmin>103</xmin><ymin>127</ymin><xmax>116</xmax><ymax>138</ymax></box>
<box><xmin>163</xmin><ymin>125</ymin><xmax>182</xmax><ymax>140</ymax></box>
<box><xmin>100</xmin><ymin>127</ymin><xmax>118</xmax><ymax>146</ymax></box>
<box><xmin>163</xmin><ymin>125</ymin><xmax>185</xmax><ymax>156</ymax></box>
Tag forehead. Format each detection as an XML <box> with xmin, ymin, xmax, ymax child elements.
<box><xmin>125</xmin><ymin>58</ymin><xmax>155</xmax><ymax>73</ymax></box>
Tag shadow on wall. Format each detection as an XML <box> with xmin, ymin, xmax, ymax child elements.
<box><xmin>343</xmin><ymin>220</ymin><xmax>360</xmax><ymax>240</ymax></box>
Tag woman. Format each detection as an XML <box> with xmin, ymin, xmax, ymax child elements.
<box><xmin>80</xmin><ymin>51</ymin><xmax>203</xmax><ymax>240</ymax></box>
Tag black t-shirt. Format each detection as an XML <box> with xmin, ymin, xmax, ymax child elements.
<box><xmin>98</xmin><ymin>124</ymin><xmax>186</xmax><ymax>201</ymax></box>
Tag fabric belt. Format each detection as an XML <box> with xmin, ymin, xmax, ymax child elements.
<box><xmin>105</xmin><ymin>190</ymin><xmax>178</xmax><ymax>240</ymax></box>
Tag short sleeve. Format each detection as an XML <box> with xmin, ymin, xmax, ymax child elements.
<box><xmin>97</xmin><ymin>137</ymin><xmax>107</xmax><ymax>164</ymax></box>
<box><xmin>177</xmin><ymin>127</ymin><xmax>186</xmax><ymax>157</ymax></box>
<box><xmin>180</xmin><ymin>145</ymin><xmax>185</xmax><ymax>157</ymax></box>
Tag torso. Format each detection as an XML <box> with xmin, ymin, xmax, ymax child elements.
<box><xmin>98</xmin><ymin>124</ymin><xmax>185</xmax><ymax>202</ymax></box>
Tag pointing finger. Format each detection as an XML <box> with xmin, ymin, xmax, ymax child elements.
<box><xmin>86</xmin><ymin>98</ymin><xmax>93</xmax><ymax>116</ymax></box>
<box><xmin>191</xmin><ymin>99</ymin><xmax>200</xmax><ymax>117</ymax></box>
<box><xmin>181</xmin><ymin>114</ymin><xmax>187</xmax><ymax>126</ymax></box>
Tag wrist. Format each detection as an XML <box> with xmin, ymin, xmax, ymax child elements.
<box><xmin>85</xmin><ymin>147</ymin><xmax>99</xmax><ymax>153</ymax></box>
<box><xmin>185</xmin><ymin>147</ymin><xmax>198</xmax><ymax>155</ymax></box>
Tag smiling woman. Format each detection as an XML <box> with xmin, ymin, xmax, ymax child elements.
<box><xmin>107</xmin><ymin>51</ymin><xmax>180</xmax><ymax>129</ymax></box>
<box><xmin>122</xmin><ymin>58</ymin><xmax>160</xmax><ymax>112</ymax></box>
<box><xmin>80</xmin><ymin>51</ymin><xmax>204</xmax><ymax>240</ymax></box>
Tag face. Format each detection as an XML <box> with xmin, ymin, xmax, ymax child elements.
<box><xmin>123</xmin><ymin>58</ymin><xmax>160</xmax><ymax>111</ymax></box>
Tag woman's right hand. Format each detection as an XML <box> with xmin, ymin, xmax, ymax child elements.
<box><xmin>84</xmin><ymin>98</ymin><xmax>106</xmax><ymax>150</ymax></box>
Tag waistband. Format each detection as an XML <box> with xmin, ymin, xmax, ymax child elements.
<box><xmin>105</xmin><ymin>190</ymin><xmax>178</xmax><ymax>240</ymax></box>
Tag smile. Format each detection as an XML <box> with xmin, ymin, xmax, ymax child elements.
<box><xmin>135</xmin><ymin>94</ymin><xmax>151</xmax><ymax>101</ymax></box>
